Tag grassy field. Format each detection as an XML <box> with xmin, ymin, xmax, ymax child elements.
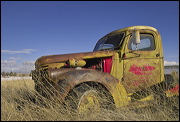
<box><xmin>1</xmin><ymin>77</ymin><xmax>179</xmax><ymax>121</ymax></box>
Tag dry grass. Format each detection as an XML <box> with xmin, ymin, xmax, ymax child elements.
<box><xmin>1</xmin><ymin>77</ymin><xmax>179</xmax><ymax>121</ymax></box>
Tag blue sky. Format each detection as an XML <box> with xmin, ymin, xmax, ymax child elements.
<box><xmin>1</xmin><ymin>1</ymin><xmax>179</xmax><ymax>73</ymax></box>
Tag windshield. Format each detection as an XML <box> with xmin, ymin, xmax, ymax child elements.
<box><xmin>93</xmin><ymin>33</ymin><xmax>125</xmax><ymax>51</ymax></box>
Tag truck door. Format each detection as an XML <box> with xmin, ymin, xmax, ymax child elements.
<box><xmin>122</xmin><ymin>31</ymin><xmax>161</xmax><ymax>93</ymax></box>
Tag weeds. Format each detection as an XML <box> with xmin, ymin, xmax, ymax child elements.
<box><xmin>1</xmin><ymin>75</ymin><xmax>179</xmax><ymax>121</ymax></box>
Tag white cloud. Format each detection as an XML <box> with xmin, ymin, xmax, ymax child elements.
<box><xmin>1</xmin><ymin>60</ymin><xmax>35</xmax><ymax>73</ymax></box>
<box><xmin>9</xmin><ymin>57</ymin><xmax>21</xmax><ymax>61</ymax></box>
<box><xmin>1</xmin><ymin>60</ymin><xmax>16</xmax><ymax>65</ymax></box>
<box><xmin>19</xmin><ymin>61</ymin><xmax>35</xmax><ymax>73</ymax></box>
<box><xmin>2</xmin><ymin>49</ymin><xmax>37</xmax><ymax>54</ymax></box>
<box><xmin>23</xmin><ymin>61</ymin><xmax>35</xmax><ymax>65</ymax></box>
<box><xmin>164</xmin><ymin>61</ymin><xmax>179</xmax><ymax>66</ymax></box>
<box><xmin>1</xmin><ymin>60</ymin><xmax>17</xmax><ymax>72</ymax></box>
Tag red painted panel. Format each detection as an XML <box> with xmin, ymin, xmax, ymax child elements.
<box><xmin>103</xmin><ymin>57</ymin><xmax>112</xmax><ymax>73</ymax></box>
<box><xmin>167</xmin><ymin>85</ymin><xmax>179</xmax><ymax>95</ymax></box>
<box><xmin>129</xmin><ymin>64</ymin><xmax>155</xmax><ymax>75</ymax></box>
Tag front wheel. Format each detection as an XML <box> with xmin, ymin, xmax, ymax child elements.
<box><xmin>65</xmin><ymin>83</ymin><xmax>115</xmax><ymax>113</ymax></box>
<box><xmin>78</xmin><ymin>90</ymin><xmax>101</xmax><ymax>113</ymax></box>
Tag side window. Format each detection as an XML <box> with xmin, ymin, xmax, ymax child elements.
<box><xmin>128</xmin><ymin>34</ymin><xmax>155</xmax><ymax>51</ymax></box>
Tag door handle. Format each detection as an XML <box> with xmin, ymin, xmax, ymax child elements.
<box><xmin>156</xmin><ymin>53</ymin><xmax>160</xmax><ymax>57</ymax></box>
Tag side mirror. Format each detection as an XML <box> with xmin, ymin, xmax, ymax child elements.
<box><xmin>132</xmin><ymin>29</ymin><xmax>140</xmax><ymax>44</ymax></box>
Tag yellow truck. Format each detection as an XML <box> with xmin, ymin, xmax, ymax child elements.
<box><xmin>32</xmin><ymin>25</ymin><xmax>179</xmax><ymax>112</ymax></box>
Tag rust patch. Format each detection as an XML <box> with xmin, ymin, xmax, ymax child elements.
<box><xmin>35</xmin><ymin>50</ymin><xmax>115</xmax><ymax>67</ymax></box>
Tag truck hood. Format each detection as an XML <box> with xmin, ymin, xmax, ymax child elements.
<box><xmin>35</xmin><ymin>50</ymin><xmax>116</xmax><ymax>66</ymax></box>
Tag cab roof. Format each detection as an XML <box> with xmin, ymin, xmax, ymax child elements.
<box><xmin>105</xmin><ymin>25</ymin><xmax>158</xmax><ymax>36</ymax></box>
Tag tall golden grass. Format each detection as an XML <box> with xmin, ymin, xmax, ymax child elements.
<box><xmin>1</xmin><ymin>76</ymin><xmax>179</xmax><ymax>121</ymax></box>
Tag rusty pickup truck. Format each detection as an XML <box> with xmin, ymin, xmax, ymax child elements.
<box><xmin>32</xmin><ymin>25</ymin><xmax>179</xmax><ymax>113</ymax></box>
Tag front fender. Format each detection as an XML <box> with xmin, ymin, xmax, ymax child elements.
<box><xmin>54</xmin><ymin>69</ymin><xmax>118</xmax><ymax>94</ymax></box>
<box><xmin>50</xmin><ymin>69</ymin><xmax>130</xmax><ymax>107</ymax></box>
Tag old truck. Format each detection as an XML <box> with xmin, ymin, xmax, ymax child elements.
<box><xmin>32</xmin><ymin>25</ymin><xmax>179</xmax><ymax>112</ymax></box>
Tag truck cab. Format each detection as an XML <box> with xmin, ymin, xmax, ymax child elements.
<box><xmin>92</xmin><ymin>26</ymin><xmax>164</xmax><ymax>93</ymax></box>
